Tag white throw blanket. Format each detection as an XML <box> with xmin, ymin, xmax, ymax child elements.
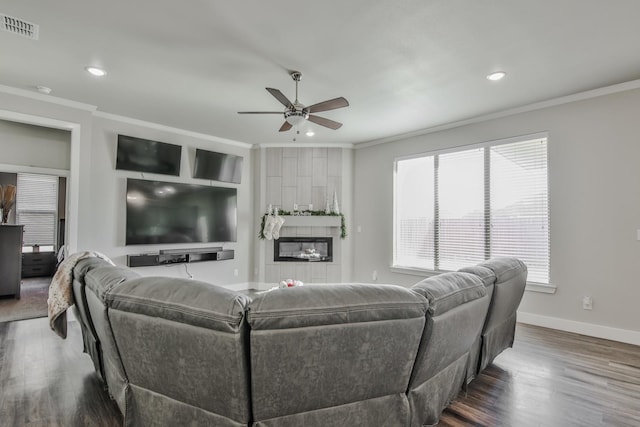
<box><xmin>48</xmin><ymin>251</ymin><xmax>114</xmax><ymax>338</ymax></box>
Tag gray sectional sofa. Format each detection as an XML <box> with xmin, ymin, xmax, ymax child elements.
<box><xmin>70</xmin><ymin>257</ymin><xmax>527</xmax><ymax>426</ymax></box>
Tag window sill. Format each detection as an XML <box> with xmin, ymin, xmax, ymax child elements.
<box><xmin>524</xmin><ymin>282</ymin><xmax>556</xmax><ymax>294</ymax></box>
<box><xmin>390</xmin><ymin>265</ymin><xmax>439</xmax><ymax>278</ymax></box>
<box><xmin>390</xmin><ymin>265</ymin><xmax>556</xmax><ymax>294</ymax></box>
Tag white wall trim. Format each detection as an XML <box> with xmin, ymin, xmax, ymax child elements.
<box><xmin>0</xmin><ymin>84</ymin><xmax>97</xmax><ymax>112</ymax></box>
<box><xmin>0</xmin><ymin>109</ymin><xmax>77</xmax><ymax>130</ymax></box>
<box><xmin>517</xmin><ymin>311</ymin><xmax>640</xmax><ymax>347</ymax></box>
<box><xmin>356</xmin><ymin>78</ymin><xmax>640</xmax><ymax>149</ymax></box>
<box><xmin>0</xmin><ymin>109</ymin><xmax>80</xmax><ymax>253</ymax></box>
<box><xmin>0</xmin><ymin>163</ymin><xmax>69</xmax><ymax>177</ymax></box>
<box><xmin>93</xmin><ymin>111</ymin><xmax>253</xmax><ymax>149</ymax></box>
<box><xmin>258</xmin><ymin>142</ymin><xmax>354</xmax><ymax>149</ymax></box>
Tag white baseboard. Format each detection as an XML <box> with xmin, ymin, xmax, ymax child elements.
<box><xmin>517</xmin><ymin>311</ymin><xmax>640</xmax><ymax>347</ymax></box>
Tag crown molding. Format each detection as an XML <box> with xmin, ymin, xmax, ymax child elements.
<box><xmin>256</xmin><ymin>142</ymin><xmax>354</xmax><ymax>149</ymax></box>
<box><xmin>356</xmin><ymin>78</ymin><xmax>640</xmax><ymax>149</ymax></box>
<box><xmin>0</xmin><ymin>84</ymin><xmax>97</xmax><ymax>112</ymax></box>
<box><xmin>93</xmin><ymin>111</ymin><xmax>253</xmax><ymax>149</ymax></box>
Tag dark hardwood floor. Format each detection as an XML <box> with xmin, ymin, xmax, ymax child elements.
<box><xmin>0</xmin><ymin>317</ymin><xmax>122</xmax><ymax>426</ymax></box>
<box><xmin>439</xmin><ymin>325</ymin><xmax>640</xmax><ymax>427</ymax></box>
<box><xmin>1</xmin><ymin>318</ymin><xmax>638</xmax><ymax>426</ymax></box>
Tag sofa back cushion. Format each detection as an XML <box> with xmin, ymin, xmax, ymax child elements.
<box><xmin>83</xmin><ymin>266</ymin><xmax>140</xmax><ymax>412</ymax></box>
<box><xmin>106</xmin><ymin>277</ymin><xmax>252</xmax><ymax>425</ymax></box>
<box><xmin>408</xmin><ymin>272</ymin><xmax>491</xmax><ymax>426</ymax></box>
<box><xmin>72</xmin><ymin>257</ymin><xmax>114</xmax><ymax>335</ymax></box>
<box><xmin>472</xmin><ymin>258</ymin><xmax>527</xmax><ymax>332</ymax></box>
<box><xmin>71</xmin><ymin>257</ymin><xmax>118</xmax><ymax>381</ymax></box>
<box><xmin>247</xmin><ymin>284</ymin><xmax>428</xmax><ymax>424</ymax></box>
<box><xmin>410</xmin><ymin>272</ymin><xmax>489</xmax><ymax>383</ymax></box>
<box><xmin>462</xmin><ymin>257</ymin><xmax>527</xmax><ymax>371</ymax></box>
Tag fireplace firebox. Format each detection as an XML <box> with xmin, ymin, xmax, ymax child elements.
<box><xmin>274</xmin><ymin>237</ymin><xmax>333</xmax><ymax>262</ymax></box>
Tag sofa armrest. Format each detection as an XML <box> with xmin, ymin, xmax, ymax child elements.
<box><xmin>85</xmin><ymin>266</ymin><xmax>140</xmax><ymax>301</ymax></box>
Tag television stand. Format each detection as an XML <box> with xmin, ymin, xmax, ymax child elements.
<box><xmin>127</xmin><ymin>248</ymin><xmax>234</xmax><ymax>267</ymax></box>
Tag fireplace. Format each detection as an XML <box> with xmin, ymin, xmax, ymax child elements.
<box><xmin>274</xmin><ymin>237</ymin><xmax>333</xmax><ymax>262</ymax></box>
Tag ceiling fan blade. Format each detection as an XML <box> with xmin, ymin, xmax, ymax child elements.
<box><xmin>266</xmin><ymin>88</ymin><xmax>294</xmax><ymax>109</ymax></box>
<box><xmin>279</xmin><ymin>121</ymin><xmax>293</xmax><ymax>132</ymax></box>
<box><xmin>237</xmin><ymin>111</ymin><xmax>283</xmax><ymax>114</ymax></box>
<box><xmin>308</xmin><ymin>115</ymin><xmax>343</xmax><ymax>130</ymax></box>
<box><xmin>307</xmin><ymin>97</ymin><xmax>349</xmax><ymax>113</ymax></box>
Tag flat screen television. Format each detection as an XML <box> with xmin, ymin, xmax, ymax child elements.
<box><xmin>116</xmin><ymin>135</ymin><xmax>182</xmax><ymax>176</ymax></box>
<box><xmin>193</xmin><ymin>149</ymin><xmax>243</xmax><ymax>183</ymax></box>
<box><xmin>126</xmin><ymin>178</ymin><xmax>237</xmax><ymax>245</ymax></box>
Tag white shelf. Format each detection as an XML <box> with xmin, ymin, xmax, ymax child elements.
<box><xmin>280</xmin><ymin>215</ymin><xmax>341</xmax><ymax>227</ymax></box>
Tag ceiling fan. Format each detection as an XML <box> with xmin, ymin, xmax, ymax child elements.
<box><xmin>238</xmin><ymin>71</ymin><xmax>349</xmax><ymax>132</ymax></box>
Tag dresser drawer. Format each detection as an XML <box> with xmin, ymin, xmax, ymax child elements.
<box><xmin>22</xmin><ymin>253</ymin><xmax>54</xmax><ymax>265</ymax></box>
<box><xmin>22</xmin><ymin>253</ymin><xmax>56</xmax><ymax>277</ymax></box>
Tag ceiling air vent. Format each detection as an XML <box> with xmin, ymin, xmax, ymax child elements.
<box><xmin>1</xmin><ymin>14</ymin><xmax>39</xmax><ymax>40</ymax></box>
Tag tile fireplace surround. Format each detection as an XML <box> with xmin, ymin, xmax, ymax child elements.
<box><xmin>258</xmin><ymin>147</ymin><xmax>353</xmax><ymax>287</ymax></box>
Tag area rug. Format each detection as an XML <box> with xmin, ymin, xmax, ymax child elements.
<box><xmin>0</xmin><ymin>277</ymin><xmax>51</xmax><ymax>323</ymax></box>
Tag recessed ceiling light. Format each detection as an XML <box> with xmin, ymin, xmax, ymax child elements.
<box><xmin>487</xmin><ymin>71</ymin><xmax>506</xmax><ymax>81</ymax></box>
<box><xmin>85</xmin><ymin>66</ymin><xmax>107</xmax><ymax>77</ymax></box>
<box><xmin>306</xmin><ymin>130</ymin><xmax>315</xmax><ymax>137</ymax></box>
<box><xmin>36</xmin><ymin>85</ymin><xmax>52</xmax><ymax>94</ymax></box>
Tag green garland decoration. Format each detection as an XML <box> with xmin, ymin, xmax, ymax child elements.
<box><xmin>258</xmin><ymin>210</ymin><xmax>347</xmax><ymax>239</ymax></box>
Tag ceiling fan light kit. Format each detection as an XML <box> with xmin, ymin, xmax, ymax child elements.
<box><xmin>238</xmin><ymin>71</ymin><xmax>349</xmax><ymax>132</ymax></box>
<box><xmin>284</xmin><ymin>110</ymin><xmax>308</xmax><ymax>126</ymax></box>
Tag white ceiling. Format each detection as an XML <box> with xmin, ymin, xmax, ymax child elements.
<box><xmin>2</xmin><ymin>1</ymin><xmax>640</xmax><ymax>146</ymax></box>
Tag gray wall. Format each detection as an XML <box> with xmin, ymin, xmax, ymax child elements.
<box><xmin>0</xmin><ymin>90</ymin><xmax>253</xmax><ymax>286</ymax></box>
<box><xmin>87</xmin><ymin>115</ymin><xmax>253</xmax><ymax>285</ymax></box>
<box><xmin>353</xmin><ymin>87</ymin><xmax>640</xmax><ymax>338</ymax></box>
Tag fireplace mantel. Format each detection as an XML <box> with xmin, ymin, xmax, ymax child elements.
<box><xmin>280</xmin><ymin>215</ymin><xmax>341</xmax><ymax>227</ymax></box>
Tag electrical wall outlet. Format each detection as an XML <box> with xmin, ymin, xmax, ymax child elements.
<box><xmin>372</xmin><ymin>270</ymin><xmax>378</xmax><ymax>281</ymax></box>
<box><xmin>233</xmin><ymin>269</ymin><xmax>239</xmax><ymax>277</ymax></box>
<box><xmin>582</xmin><ymin>296</ymin><xmax>593</xmax><ymax>310</ymax></box>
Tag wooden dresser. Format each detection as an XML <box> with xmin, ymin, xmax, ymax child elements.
<box><xmin>0</xmin><ymin>225</ymin><xmax>24</xmax><ymax>298</ymax></box>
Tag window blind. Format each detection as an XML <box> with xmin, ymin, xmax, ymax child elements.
<box><xmin>393</xmin><ymin>137</ymin><xmax>549</xmax><ymax>284</ymax></box>
<box><xmin>490</xmin><ymin>139</ymin><xmax>549</xmax><ymax>283</ymax></box>
<box><xmin>16</xmin><ymin>173</ymin><xmax>58</xmax><ymax>247</ymax></box>
<box><xmin>394</xmin><ymin>156</ymin><xmax>435</xmax><ymax>270</ymax></box>
<box><xmin>438</xmin><ymin>148</ymin><xmax>486</xmax><ymax>271</ymax></box>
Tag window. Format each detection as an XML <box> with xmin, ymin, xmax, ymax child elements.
<box><xmin>394</xmin><ymin>136</ymin><xmax>549</xmax><ymax>284</ymax></box>
<box><xmin>16</xmin><ymin>173</ymin><xmax>58</xmax><ymax>251</ymax></box>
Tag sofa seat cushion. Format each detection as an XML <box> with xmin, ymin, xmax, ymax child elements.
<box><xmin>248</xmin><ymin>283</ymin><xmax>428</xmax><ymax>330</ymax></box>
<box><xmin>106</xmin><ymin>277</ymin><xmax>250</xmax><ymax>333</ymax></box>
<box><xmin>411</xmin><ymin>272</ymin><xmax>486</xmax><ymax>316</ymax></box>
